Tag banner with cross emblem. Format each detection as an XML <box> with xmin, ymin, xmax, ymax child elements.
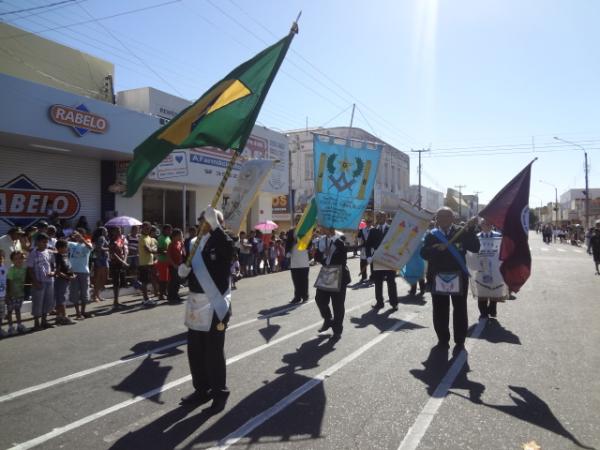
<box><xmin>313</xmin><ymin>134</ymin><xmax>381</xmax><ymax>230</ymax></box>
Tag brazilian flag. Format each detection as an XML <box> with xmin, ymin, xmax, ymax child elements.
<box><xmin>125</xmin><ymin>31</ymin><xmax>296</xmax><ymax>197</ymax></box>
<box><xmin>295</xmin><ymin>197</ymin><xmax>318</xmax><ymax>251</ymax></box>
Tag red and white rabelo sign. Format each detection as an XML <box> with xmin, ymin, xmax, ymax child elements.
<box><xmin>49</xmin><ymin>104</ymin><xmax>108</xmax><ymax>136</ymax></box>
<box><xmin>0</xmin><ymin>175</ymin><xmax>80</xmax><ymax>228</ymax></box>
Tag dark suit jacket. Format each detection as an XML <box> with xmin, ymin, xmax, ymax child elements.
<box><xmin>285</xmin><ymin>228</ymin><xmax>296</xmax><ymax>254</ymax></box>
<box><xmin>315</xmin><ymin>237</ymin><xmax>350</xmax><ymax>286</ymax></box>
<box><xmin>420</xmin><ymin>224</ymin><xmax>480</xmax><ymax>275</ymax></box>
<box><xmin>188</xmin><ymin>227</ymin><xmax>234</xmax><ymax>295</ymax></box>
<box><xmin>365</xmin><ymin>224</ymin><xmax>389</xmax><ymax>256</ymax></box>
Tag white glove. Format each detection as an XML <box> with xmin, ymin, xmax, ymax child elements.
<box><xmin>178</xmin><ymin>263</ymin><xmax>192</xmax><ymax>278</ymax></box>
<box><xmin>367</xmin><ymin>257</ymin><xmax>373</xmax><ymax>264</ymax></box>
<box><xmin>204</xmin><ymin>206</ymin><xmax>220</xmax><ymax>230</ymax></box>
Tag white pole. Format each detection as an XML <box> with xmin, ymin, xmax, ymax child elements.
<box><xmin>183</xmin><ymin>184</ymin><xmax>187</xmax><ymax>230</ymax></box>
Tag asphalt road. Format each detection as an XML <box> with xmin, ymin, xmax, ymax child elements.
<box><xmin>1</xmin><ymin>232</ymin><xmax>598</xmax><ymax>450</ymax></box>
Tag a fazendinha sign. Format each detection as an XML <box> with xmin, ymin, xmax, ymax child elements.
<box><xmin>49</xmin><ymin>103</ymin><xmax>109</xmax><ymax>136</ymax></box>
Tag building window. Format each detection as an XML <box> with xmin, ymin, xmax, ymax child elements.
<box><xmin>305</xmin><ymin>153</ymin><xmax>313</xmax><ymax>180</ymax></box>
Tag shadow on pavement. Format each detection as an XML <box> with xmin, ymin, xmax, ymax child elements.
<box><xmin>258</xmin><ymin>317</ymin><xmax>281</xmax><ymax>343</ymax></box>
<box><xmin>398</xmin><ymin>293</ymin><xmax>427</xmax><ymax>306</ymax></box>
<box><xmin>482</xmin><ymin>386</ymin><xmax>596</xmax><ymax>450</ymax></box>
<box><xmin>350</xmin><ymin>308</ymin><xmax>426</xmax><ymax>334</ymax></box>
<box><xmin>257</xmin><ymin>303</ymin><xmax>302</xmax><ymax>319</ymax></box>
<box><xmin>110</xmin><ymin>336</ymin><xmax>331</xmax><ymax>448</ymax></box>
<box><xmin>112</xmin><ymin>356</ymin><xmax>172</xmax><ymax>404</ymax></box>
<box><xmin>109</xmin><ymin>404</ymin><xmax>213</xmax><ymax>449</ymax></box>
<box><xmin>468</xmin><ymin>319</ymin><xmax>521</xmax><ymax>345</ymax></box>
<box><xmin>122</xmin><ymin>332</ymin><xmax>187</xmax><ymax>359</ymax></box>
<box><xmin>410</xmin><ymin>346</ymin><xmax>486</xmax><ymax>402</ymax></box>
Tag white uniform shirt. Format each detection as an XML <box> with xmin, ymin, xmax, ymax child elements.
<box><xmin>184</xmin><ymin>234</ymin><xmax>214</xmax><ymax>332</ymax></box>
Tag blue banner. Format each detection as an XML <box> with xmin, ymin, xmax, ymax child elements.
<box><xmin>313</xmin><ymin>134</ymin><xmax>382</xmax><ymax>229</ymax></box>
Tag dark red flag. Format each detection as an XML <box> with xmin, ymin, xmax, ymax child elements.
<box><xmin>479</xmin><ymin>160</ymin><xmax>536</xmax><ymax>292</ymax></box>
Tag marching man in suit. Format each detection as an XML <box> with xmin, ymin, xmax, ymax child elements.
<box><xmin>369</xmin><ymin>211</ymin><xmax>398</xmax><ymax>310</ymax></box>
<box><xmin>178</xmin><ymin>206</ymin><xmax>234</xmax><ymax>413</ymax></box>
<box><xmin>421</xmin><ymin>207</ymin><xmax>479</xmax><ymax>353</ymax></box>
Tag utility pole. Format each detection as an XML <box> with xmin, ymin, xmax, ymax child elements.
<box><xmin>348</xmin><ymin>103</ymin><xmax>356</xmax><ymax>136</ymax></box>
<box><xmin>455</xmin><ymin>184</ymin><xmax>466</xmax><ymax>219</ymax></box>
<box><xmin>473</xmin><ymin>190</ymin><xmax>482</xmax><ymax>215</ymax></box>
<box><xmin>554</xmin><ymin>137</ymin><xmax>590</xmax><ymax>228</ymax></box>
<box><xmin>411</xmin><ymin>148</ymin><xmax>430</xmax><ymax>209</ymax></box>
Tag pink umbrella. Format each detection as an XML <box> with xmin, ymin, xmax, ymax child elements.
<box><xmin>254</xmin><ymin>220</ymin><xmax>279</xmax><ymax>232</ymax></box>
<box><xmin>105</xmin><ymin>216</ymin><xmax>142</xmax><ymax>227</ymax></box>
<box><xmin>359</xmin><ymin>219</ymin><xmax>367</xmax><ymax>229</ymax></box>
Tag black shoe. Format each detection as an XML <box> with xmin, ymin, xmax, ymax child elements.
<box><xmin>318</xmin><ymin>320</ymin><xmax>332</xmax><ymax>333</ymax></box>
<box><xmin>389</xmin><ymin>302</ymin><xmax>398</xmax><ymax>311</ymax></box>
<box><xmin>371</xmin><ymin>302</ymin><xmax>384</xmax><ymax>310</ymax></box>
<box><xmin>180</xmin><ymin>390</ymin><xmax>213</xmax><ymax>406</ymax></box>
<box><xmin>208</xmin><ymin>393</ymin><xmax>229</xmax><ymax>414</ymax></box>
<box><xmin>289</xmin><ymin>298</ymin><xmax>301</xmax><ymax>304</ymax></box>
<box><xmin>330</xmin><ymin>333</ymin><xmax>342</xmax><ymax>342</ymax></box>
<box><xmin>479</xmin><ymin>314</ymin><xmax>489</xmax><ymax>320</ymax></box>
<box><xmin>301</xmin><ymin>297</ymin><xmax>309</xmax><ymax>303</ymax></box>
<box><xmin>452</xmin><ymin>343</ymin><xmax>465</xmax><ymax>356</ymax></box>
<box><xmin>434</xmin><ymin>341</ymin><xmax>450</xmax><ymax>350</ymax></box>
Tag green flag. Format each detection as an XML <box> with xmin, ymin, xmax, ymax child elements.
<box><xmin>295</xmin><ymin>197</ymin><xmax>318</xmax><ymax>250</ymax></box>
<box><xmin>125</xmin><ymin>31</ymin><xmax>296</xmax><ymax>197</ymax></box>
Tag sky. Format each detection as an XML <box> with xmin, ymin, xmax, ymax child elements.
<box><xmin>2</xmin><ymin>0</ymin><xmax>599</xmax><ymax>205</ymax></box>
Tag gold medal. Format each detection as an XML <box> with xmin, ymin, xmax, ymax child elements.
<box><xmin>216</xmin><ymin>322</ymin><xmax>225</xmax><ymax>331</ymax></box>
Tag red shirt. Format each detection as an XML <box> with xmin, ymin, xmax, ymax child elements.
<box><xmin>167</xmin><ymin>240</ymin><xmax>184</xmax><ymax>265</ymax></box>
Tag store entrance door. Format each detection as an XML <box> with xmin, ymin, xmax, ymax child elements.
<box><xmin>142</xmin><ymin>187</ymin><xmax>195</xmax><ymax>229</ymax></box>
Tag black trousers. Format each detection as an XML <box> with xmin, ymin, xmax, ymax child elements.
<box><xmin>187</xmin><ymin>310</ymin><xmax>231</xmax><ymax>398</ymax></box>
<box><xmin>359</xmin><ymin>259</ymin><xmax>369</xmax><ymax>281</ymax></box>
<box><xmin>315</xmin><ymin>288</ymin><xmax>346</xmax><ymax>335</ymax></box>
<box><xmin>373</xmin><ymin>270</ymin><xmax>398</xmax><ymax>305</ymax></box>
<box><xmin>432</xmin><ymin>293</ymin><xmax>468</xmax><ymax>345</ymax></box>
<box><xmin>167</xmin><ymin>266</ymin><xmax>180</xmax><ymax>301</ymax></box>
<box><xmin>291</xmin><ymin>267</ymin><xmax>309</xmax><ymax>301</ymax></box>
<box><xmin>477</xmin><ymin>299</ymin><xmax>498</xmax><ymax>317</ymax></box>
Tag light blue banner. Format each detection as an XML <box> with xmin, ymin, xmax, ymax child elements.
<box><xmin>313</xmin><ymin>134</ymin><xmax>382</xmax><ymax>230</ymax></box>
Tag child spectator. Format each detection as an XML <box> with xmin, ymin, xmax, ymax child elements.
<box><xmin>92</xmin><ymin>227</ymin><xmax>109</xmax><ymax>302</ymax></box>
<box><xmin>47</xmin><ymin>225</ymin><xmax>58</xmax><ymax>250</ymax></box>
<box><xmin>156</xmin><ymin>224</ymin><xmax>172</xmax><ymax>302</ymax></box>
<box><xmin>268</xmin><ymin>242</ymin><xmax>277</xmax><ymax>273</ymax></box>
<box><xmin>6</xmin><ymin>250</ymin><xmax>27</xmax><ymax>334</ymax></box>
<box><xmin>127</xmin><ymin>225</ymin><xmax>140</xmax><ymax>286</ymax></box>
<box><xmin>276</xmin><ymin>239</ymin><xmax>285</xmax><ymax>271</ymax></box>
<box><xmin>230</xmin><ymin>253</ymin><xmax>241</xmax><ymax>289</ymax></box>
<box><xmin>109</xmin><ymin>227</ymin><xmax>129</xmax><ymax>310</ymax></box>
<box><xmin>68</xmin><ymin>229</ymin><xmax>93</xmax><ymax>320</ymax></box>
<box><xmin>27</xmin><ymin>233</ymin><xmax>55</xmax><ymax>329</ymax></box>
<box><xmin>167</xmin><ymin>228</ymin><xmax>184</xmax><ymax>303</ymax></box>
<box><xmin>54</xmin><ymin>240</ymin><xmax>75</xmax><ymax>325</ymax></box>
<box><xmin>0</xmin><ymin>250</ymin><xmax>7</xmax><ymax>337</ymax></box>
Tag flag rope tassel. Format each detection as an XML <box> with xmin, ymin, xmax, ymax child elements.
<box><xmin>185</xmin><ymin>151</ymin><xmax>240</xmax><ymax>266</ymax></box>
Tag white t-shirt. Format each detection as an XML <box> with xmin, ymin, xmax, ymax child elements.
<box><xmin>0</xmin><ymin>235</ymin><xmax>21</xmax><ymax>260</ymax></box>
<box><xmin>290</xmin><ymin>246</ymin><xmax>309</xmax><ymax>269</ymax></box>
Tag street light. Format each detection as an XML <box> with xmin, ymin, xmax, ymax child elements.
<box><xmin>554</xmin><ymin>136</ymin><xmax>589</xmax><ymax>229</ymax></box>
<box><xmin>540</xmin><ymin>180</ymin><xmax>559</xmax><ymax>225</ymax></box>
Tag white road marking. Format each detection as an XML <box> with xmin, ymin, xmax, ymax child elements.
<box><xmin>572</xmin><ymin>249</ymin><xmax>583</xmax><ymax>254</ymax></box>
<box><xmin>0</xmin><ymin>301</ymin><xmax>312</xmax><ymax>404</ymax></box>
<box><xmin>397</xmin><ymin>319</ymin><xmax>486</xmax><ymax>450</ymax></box>
<box><xmin>208</xmin><ymin>312</ymin><xmax>420</xmax><ymax>450</ymax></box>
<box><xmin>7</xmin><ymin>299</ymin><xmax>375</xmax><ymax>450</ymax></box>
<box><xmin>540</xmin><ymin>247</ymin><xmax>549</xmax><ymax>252</ymax></box>
<box><xmin>556</xmin><ymin>248</ymin><xmax>566</xmax><ymax>252</ymax></box>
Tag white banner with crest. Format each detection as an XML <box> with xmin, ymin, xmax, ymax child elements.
<box><xmin>466</xmin><ymin>235</ymin><xmax>509</xmax><ymax>300</ymax></box>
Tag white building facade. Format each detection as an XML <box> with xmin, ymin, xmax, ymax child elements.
<box><xmin>408</xmin><ymin>185</ymin><xmax>445</xmax><ymax>213</ymax></box>
<box><xmin>286</xmin><ymin>127</ymin><xmax>410</xmax><ymax>216</ymax></box>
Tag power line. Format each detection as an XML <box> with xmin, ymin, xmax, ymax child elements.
<box><xmin>76</xmin><ymin>1</ymin><xmax>184</xmax><ymax>97</ymax></box>
<box><xmin>0</xmin><ymin>0</ymin><xmax>79</xmax><ymax>16</ymax></box>
<box><xmin>0</xmin><ymin>0</ymin><xmax>183</xmax><ymax>40</ymax></box>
